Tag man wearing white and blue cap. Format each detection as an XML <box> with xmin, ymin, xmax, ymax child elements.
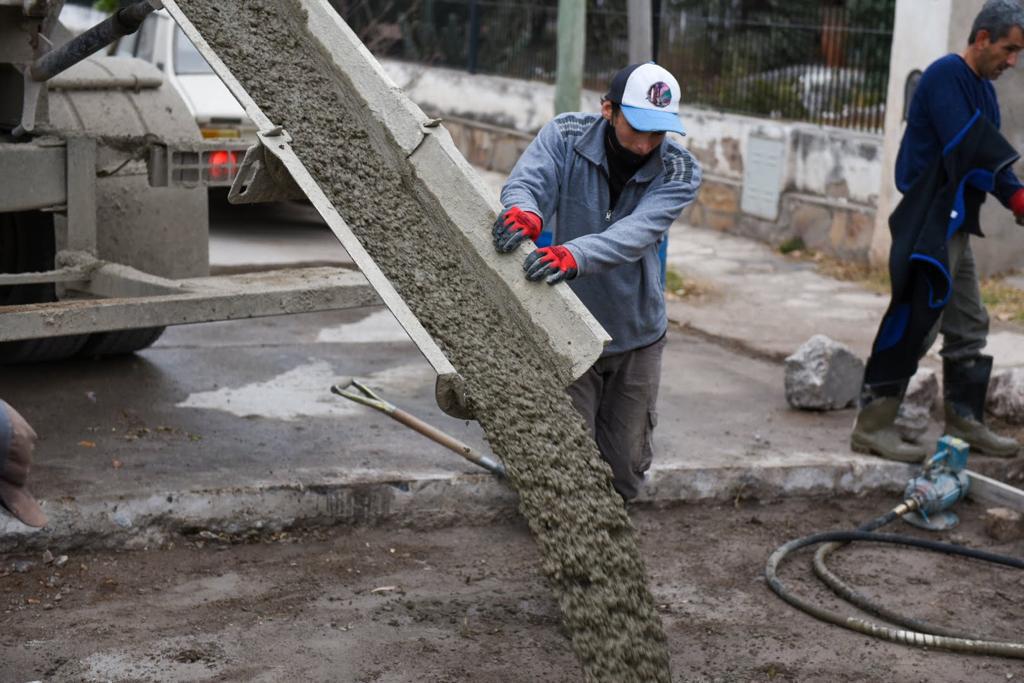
<box><xmin>493</xmin><ymin>62</ymin><xmax>702</xmax><ymax>500</ymax></box>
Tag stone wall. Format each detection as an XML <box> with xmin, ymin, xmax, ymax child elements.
<box><xmin>679</xmin><ymin>109</ymin><xmax>881</xmax><ymax>262</ymax></box>
<box><xmin>385</xmin><ymin>60</ymin><xmax>884</xmax><ymax>263</ymax></box>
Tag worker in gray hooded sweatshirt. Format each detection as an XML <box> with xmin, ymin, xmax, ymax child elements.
<box><xmin>493</xmin><ymin>62</ymin><xmax>702</xmax><ymax>500</ymax></box>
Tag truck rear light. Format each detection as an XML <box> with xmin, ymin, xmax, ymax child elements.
<box><xmin>150</xmin><ymin>144</ymin><xmax>251</xmax><ymax>188</ymax></box>
<box><xmin>206</xmin><ymin>150</ymin><xmax>240</xmax><ymax>182</ymax></box>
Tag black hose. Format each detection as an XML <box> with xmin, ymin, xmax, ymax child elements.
<box><xmin>765</xmin><ymin>528</ymin><xmax>1024</xmax><ymax>658</ymax></box>
<box><xmin>812</xmin><ymin>540</ymin><xmax>972</xmax><ymax>639</ymax></box>
<box><xmin>812</xmin><ymin>507</ymin><xmax>969</xmax><ymax>638</ymax></box>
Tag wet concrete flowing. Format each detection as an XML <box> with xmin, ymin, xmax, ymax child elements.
<box><xmin>173</xmin><ymin>1</ymin><xmax>670</xmax><ymax>679</ymax></box>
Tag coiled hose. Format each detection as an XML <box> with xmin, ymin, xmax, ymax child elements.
<box><xmin>765</xmin><ymin>506</ymin><xmax>1024</xmax><ymax>658</ymax></box>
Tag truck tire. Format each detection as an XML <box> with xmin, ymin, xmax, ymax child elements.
<box><xmin>0</xmin><ymin>210</ymin><xmax>90</xmax><ymax>363</ymax></box>
<box><xmin>0</xmin><ymin>211</ymin><xmax>165</xmax><ymax>363</ymax></box>
<box><xmin>78</xmin><ymin>327</ymin><xmax>166</xmax><ymax>358</ymax></box>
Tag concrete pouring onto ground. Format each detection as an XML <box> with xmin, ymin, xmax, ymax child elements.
<box><xmin>172</xmin><ymin>1</ymin><xmax>670</xmax><ymax>679</ymax></box>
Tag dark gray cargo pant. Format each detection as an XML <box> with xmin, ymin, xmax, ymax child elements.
<box><xmin>567</xmin><ymin>333</ymin><xmax>666</xmax><ymax>500</ymax></box>
<box><xmin>920</xmin><ymin>231</ymin><xmax>989</xmax><ymax>361</ymax></box>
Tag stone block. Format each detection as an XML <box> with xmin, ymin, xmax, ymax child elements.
<box><xmin>895</xmin><ymin>368</ymin><xmax>938</xmax><ymax>442</ymax></box>
<box><xmin>826</xmin><ymin>179</ymin><xmax>850</xmax><ymax>199</ymax></box>
<box><xmin>700</xmin><ymin>181</ymin><xmax>740</xmax><ymax>213</ymax></box>
<box><xmin>444</xmin><ymin>121</ymin><xmax>469</xmax><ymax>158</ymax></box>
<box><xmin>983</xmin><ymin>507</ymin><xmax>1024</xmax><ymax>542</ymax></box>
<box><xmin>491</xmin><ymin>137</ymin><xmax>523</xmax><ymax>174</ymax></box>
<box><xmin>706</xmin><ymin>209</ymin><xmax>737</xmax><ymax>232</ymax></box>
<box><xmin>828</xmin><ymin>209</ymin><xmax>874</xmax><ymax>261</ymax></box>
<box><xmin>790</xmin><ymin>203</ymin><xmax>833</xmax><ymax>252</ymax></box>
<box><xmin>720</xmin><ymin>136</ymin><xmax>743</xmax><ymax>174</ymax></box>
<box><xmin>682</xmin><ymin>202</ymin><xmax>704</xmax><ymax>226</ymax></box>
<box><xmin>784</xmin><ymin>335</ymin><xmax>865</xmax><ymax>411</ymax></box>
<box><xmin>466</xmin><ymin>128</ymin><xmax>494</xmax><ymax>168</ymax></box>
<box><xmin>987</xmin><ymin>368</ymin><xmax>1024</xmax><ymax>424</ymax></box>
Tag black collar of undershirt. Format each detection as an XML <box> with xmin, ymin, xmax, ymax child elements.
<box><xmin>604</xmin><ymin>122</ymin><xmax>652</xmax><ymax>209</ymax></box>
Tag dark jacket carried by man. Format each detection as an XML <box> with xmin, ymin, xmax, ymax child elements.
<box><xmin>864</xmin><ymin>112</ymin><xmax>1019</xmax><ymax>386</ymax></box>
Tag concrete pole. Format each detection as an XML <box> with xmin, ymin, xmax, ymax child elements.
<box><xmin>627</xmin><ymin>0</ymin><xmax>653</xmax><ymax>64</ymax></box>
<box><xmin>555</xmin><ymin>0</ymin><xmax>585</xmax><ymax>114</ymax></box>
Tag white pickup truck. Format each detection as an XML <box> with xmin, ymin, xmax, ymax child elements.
<box><xmin>109</xmin><ymin>7</ymin><xmax>255</xmax><ymax>144</ymax></box>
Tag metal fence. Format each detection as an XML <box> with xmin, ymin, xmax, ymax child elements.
<box><xmin>660</xmin><ymin>4</ymin><xmax>895</xmax><ymax>132</ymax></box>
<box><xmin>331</xmin><ymin>0</ymin><xmax>895</xmax><ymax>133</ymax></box>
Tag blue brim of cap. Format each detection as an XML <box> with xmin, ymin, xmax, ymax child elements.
<box><xmin>621</xmin><ymin>105</ymin><xmax>686</xmax><ymax>135</ymax></box>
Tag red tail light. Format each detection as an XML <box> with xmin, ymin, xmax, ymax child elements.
<box><xmin>207</xmin><ymin>150</ymin><xmax>240</xmax><ymax>181</ymax></box>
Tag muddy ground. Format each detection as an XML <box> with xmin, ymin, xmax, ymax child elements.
<box><xmin>2</xmin><ymin>493</ymin><xmax>1022</xmax><ymax>682</ymax></box>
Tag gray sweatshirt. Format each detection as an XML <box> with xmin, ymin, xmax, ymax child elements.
<box><xmin>500</xmin><ymin>113</ymin><xmax>702</xmax><ymax>355</ymax></box>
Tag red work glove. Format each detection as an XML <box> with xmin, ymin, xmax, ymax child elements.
<box><xmin>1011</xmin><ymin>188</ymin><xmax>1024</xmax><ymax>226</ymax></box>
<box><xmin>523</xmin><ymin>245</ymin><xmax>578</xmax><ymax>285</ymax></box>
<box><xmin>493</xmin><ymin>206</ymin><xmax>543</xmax><ymax>253</ymax></box>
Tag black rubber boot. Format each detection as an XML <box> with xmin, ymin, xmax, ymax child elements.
<box><xmin>944</xmin><ymin>355</ymin><xmax>1019</xmax><ymax>458</ymax></box>
<box><xmin>850</xmin><ymin>382</ymin><xmax>928</xmax><ymax>463</ymax></box>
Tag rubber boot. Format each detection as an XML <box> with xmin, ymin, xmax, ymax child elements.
<box><xmin>944</xmin><ymin>355</ymin><xmax>1019</xmax><ymax>458</ymax></box>
<box><xmin>850</xmin><ymin>384</ymin><xmax>928</xmax><ymax>463</ymax></box>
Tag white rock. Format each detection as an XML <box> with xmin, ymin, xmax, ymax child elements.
<box><xmin>895</xmin><ymin>368</ymin><xmax>938</xmax><ymax>441</ymax></box>
<box><xmin>987</xmin><ymin>368</ymin><xmax>1024</xmax><ymax>424</ymax></box>
<box><xmin>784</xmin><ymin>335</ymin><xmax>864</xmax><ymax>411</ymax></box>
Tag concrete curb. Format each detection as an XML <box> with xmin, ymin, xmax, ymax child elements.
<box><xmin>638</xmin><ymin>457</ymin><xmax>911</xmax><ymax>504</ymax></box>
<box><xmin>0</xmin><ymin>473</ymin><xmax>517</xmax><ymax>554</ymax></box>
<box><xmin>0</xmin><ymin>457</ymin><xmax>914</xmax><ymax>554</ymax></box>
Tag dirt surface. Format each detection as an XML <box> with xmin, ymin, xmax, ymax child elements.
<box><xmin>2</xmin><ymin>494</ymin><xmax>1023</xmax><ymax>682</ymax></box>
<box><xmin>172</xmin><ymin>1</ymin><xmax>667</xmax><ymax>679</ymax></box>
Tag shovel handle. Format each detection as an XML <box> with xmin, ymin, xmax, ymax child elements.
<box><xmin>389</xmin><ymin>408</ymin><xmax>505</xmax><ymax>477</ymax></box>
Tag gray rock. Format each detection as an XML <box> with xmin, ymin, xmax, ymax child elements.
<box><xmin>983</xmin><ymin>507</ymin><xmax>1024</xmax><ymax>542</ymax></box>
<box><xmin>895</xmin><ymin>368</ymin><xmax>939</xmax><ymax>442</ymax></box>
<box><xmin>784</xmin><ymin>335</ymin><xmax>864</xmax><ymax>411</ymax></box>
<box><xmin>987</xmin><ymin>368</ymin><xmax>1024</xmax><ymax>424</ymax></box>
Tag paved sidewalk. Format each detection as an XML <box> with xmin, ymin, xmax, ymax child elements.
<box><xmin>3</xmin><ymin>173</ymin><xmax>1023</xmax><ymax>552</ymax></box>
<box><xmin>665</xmin><ymin>221</ymin><xmax>1024</xmax><ymax>369</ymax></box>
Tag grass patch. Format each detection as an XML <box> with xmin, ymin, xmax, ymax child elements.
<box><xmin>814</xmin><ymin>258</ymin><xmax>891</xmax><ymax>294</ymax></box>
<box><xmin>779</xmin><ymin>241</ymin><xmax>1024</xmax><ymax>323</ymax></box>
<box><xmin>980</xmin><ymin>276</ymin><xmax>1024</xmax><ymax>323</ymax></box>
<box><xmin>778</xmin><ymin>242</ymin><xmax>890</xmax><ymax>294</ymax></box>
<box><xmin>777</xmin><ymin>236</ymin><xmax>806</xmax><ymax>255</ymax></box>
<box><xmin>664</xmin><ymin>267</ymin><xmax>712</xmax><ymax>300</ymax></box>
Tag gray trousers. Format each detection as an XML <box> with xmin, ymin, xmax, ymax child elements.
<box><xmin>919</xmin><ymin>231</ymin><xmax>989</xmax><ymax>362</ymax></box>
<box><xmin>567</xmin><ymin>333</ymin><xmax>666</xmax><ymax>500</ymax></box>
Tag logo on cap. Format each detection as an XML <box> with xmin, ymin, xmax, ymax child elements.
<box><xmin>646</xmin><ymin>82</ymin><xmax>672</xmax><ymax>108</ymax></box>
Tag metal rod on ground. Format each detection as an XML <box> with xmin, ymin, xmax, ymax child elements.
<box><xmin>330</xmin><ymin>380</ymin><xmax>506</xmax><ymax>478</ymax></box>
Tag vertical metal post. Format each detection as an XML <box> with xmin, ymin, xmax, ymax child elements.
<box><xmin>65</xmin><ymin>136</ymin><xmax>97</xmax><ymax>254</ymax></box>
<box><xmin>628</xmin><ymin>0</ymin><xmax>653</xmax><ymax>64</ymax></box>
<box><xmin>467</xmin><ymin>0</ymin><xmax>480</xmax><ymax>74</ymax></box>
<box><xmin>555</xmin><ymin>0</ymin><xmax>585</xmax><ymax>114</ymax></box>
